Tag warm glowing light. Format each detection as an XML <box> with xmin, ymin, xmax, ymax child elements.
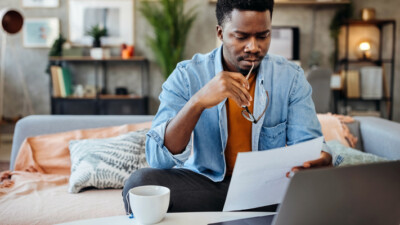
<box><xmin>359</xmin><ymin>42</ymin><xmax>371</xmax><ymax>51</ymax></box>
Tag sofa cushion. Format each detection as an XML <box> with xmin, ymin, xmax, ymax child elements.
<box><xmin>68</xmin><ymin>129</ymin><xmax>149</xmax><ymax>193</ymax></box>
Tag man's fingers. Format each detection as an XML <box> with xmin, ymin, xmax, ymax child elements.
<box><xmin>229</xmin><ymin>87</ymin><xmax>249</xmax><ymax>107</ymax></box>
<box><xmin>291</xmin><ymin>166</ymin><xmax>302</xmax><ymax>172</ymax></box>
<box><xmin>286</xmin><ymin>167</ymin><xmax>301</xmax><ymax>178</ymax></box>
<box><xmin>304</xmin><ymin>158</ymin><xmax>325</xmax><ymax>168</ymax></box>
<box><xmin>230</xmin><ymin>81</ymin><xmax>252</xmax><ymax>103</ymax></box>
<box><xmin>229</xmin><ymin>72</ymin><xmax>250</xmax><ymax>90</ymax></box>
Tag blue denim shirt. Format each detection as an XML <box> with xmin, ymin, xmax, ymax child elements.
<box><xmin>146</xmin><ymin>46</ymin><xmax>323</xmax><ymax>182</ymax></box>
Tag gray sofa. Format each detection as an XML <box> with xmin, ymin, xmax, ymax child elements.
<box><xmin>10</xmin><ymin>115</ymin><xmax>154</xmax><ymax>170</ymax></box>
<box><xmin>9</xmin><ymin>115</ymin><xmax>400</xmax><ymax>170</ymax></box>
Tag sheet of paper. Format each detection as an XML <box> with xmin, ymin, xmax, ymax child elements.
<box><xmin>223</xmin><ymin>137</ymin><xmax>323</xmax><ymax>212</ymax></box>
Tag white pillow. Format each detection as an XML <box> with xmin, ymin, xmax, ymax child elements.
<box><xmin>68</xmin><ymin>129</ymin><xmax>149</xmax><ymax>193</ymax></box>
<box><xmin>326</xmin><ymin>140</ymin><xmax>389</xmax><ymax>167</ymax></box>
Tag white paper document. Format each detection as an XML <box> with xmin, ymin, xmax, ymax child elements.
<box><xmin>223</xmin><ymin>137</ymin><xmax>324</xmax><ymax>211</ymax></box>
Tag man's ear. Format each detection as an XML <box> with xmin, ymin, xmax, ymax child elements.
<box><xmin>216</xmin><ymin>25</ymin><xmax>223</xmax><ymax>42</ymax></box>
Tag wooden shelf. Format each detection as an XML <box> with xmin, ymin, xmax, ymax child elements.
<box><xmin>209</xmin><ymin>0</ymin><xmax>350</xmax><ymax>5</ymax></box>
<box><xmin>49</xmin><ymin>57</ymin><xmax>150</xmax><ymax>115</ymax></box>
<box><xmin>275</xmin><ymin>0</ymin><xmax>350</xmax><ymax>5</ymax></box>
<box><xmin>345</xmin><ymin>97</ymin><xmax>391</xmax><ymax>101</ymax></box>
<box><xmin>99</xmin><ymin>94</ymin><xmax>144</xmax><ymax>99</ymax></box>
<box><xmin>342</xmin><ymin>19</ymin><xmax>396</xmax><ymax>26</ymax></box>
<box><xmin>49</xmin><ymin>56</ymin><xmax>147</xmax><ymax>62</ymax></box>
<box><xmin>53</xmin><ymin>94</ymin><xmax>144</xmax><ymax>100</ymax></box>
<box><xmin>339</xmin><ymin>59</ymin><xmax>393</xmax><ymax>64</ymax></box>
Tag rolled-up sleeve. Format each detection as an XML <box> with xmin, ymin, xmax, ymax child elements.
<box><xmin>145</xmin><ymin>65</ymin><xmax>193</xmax><ymax>169</ymax></box>
<box><xmin>287</xmin><ymin>69</ymin><xmax>323</xmax><ymax>145</ymax></box>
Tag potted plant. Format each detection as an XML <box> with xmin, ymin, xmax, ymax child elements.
<box><xmin>86</xmin><ymin>24</ymin><xmax>108</xmax><ymax>59</ymax></box>
<box><xmin>329</xmin><ymin>3</ymin><xmax>353</xmax><ymax>71</ymax></box>
<box><xmin>140</xmin><ymin>0</ymin><xmax>197</xmax><ymax>79</ymax></box>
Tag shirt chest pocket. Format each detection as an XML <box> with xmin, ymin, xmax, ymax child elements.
<box><xmin>258</xmin><ymin>121</ymin><xmax>287</xmax><ymax>150</ymax></box>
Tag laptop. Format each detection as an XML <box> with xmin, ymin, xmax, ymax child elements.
<box><xmin>210</xmin><ymin>161</ymin><xmax>400</xmax><ymax>225</ymax></box>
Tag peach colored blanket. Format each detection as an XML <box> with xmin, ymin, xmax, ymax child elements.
<box><xmin>0</xmin><ymin>122</ymin><xmax>151</xmax><ymax>225</ymax></box>
<box><xmin>0</xmin><ymin>171</ymin><xmax>124</xmax><ymax>225</ymax></box>
<box><xmin>317</xmin><ymin>113</ymin><xmax>357</xmax><ymax>148</ymax></box>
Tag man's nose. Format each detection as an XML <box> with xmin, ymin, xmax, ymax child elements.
<box><xmin>245</xmin><ymin>37</ymin><xmax>259</xmax><ymax>53</ymax></box>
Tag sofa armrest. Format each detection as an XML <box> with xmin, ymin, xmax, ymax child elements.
<box><xmin>354</xmin><ymin>116</ymin><xmax>400</xmax><ymax>160</ymax></box>
<box><xmin>10</xmin><ymin>115</ymin><xmax>154</xmax><ymax>170</ymax></box>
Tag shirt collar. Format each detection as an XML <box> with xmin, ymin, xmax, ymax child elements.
<box><xmin>214</xmin><ymin>44</ymin><xmax>224</xmax><ymax>76</ymax></box>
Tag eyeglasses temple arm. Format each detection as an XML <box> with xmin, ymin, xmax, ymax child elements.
<box><xmin>255</xmin><ymin>90</ymin><xmax>269</xmax><ymax>123</ymax></box>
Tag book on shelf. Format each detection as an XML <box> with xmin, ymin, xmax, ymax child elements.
<box><xmin>50</xmin><ymin>65</ymin><xmax>73</xmax><ymax>98</ymax></box>
<box><xmin>50</xmin><ymin>66</ymin><xmax>61</xmax><ymax>97</ymax></box>
<box><xmin>360</xmin><ymin>66</ymin><xmax>383</xmax><ymax>100</ymax></box>
<box><xmin>345</xmin><ymin>70</ymin><xmax>360</xmax><ymax>98</ymax></box>
<box><xmin>61</xmin><ymin>67</ymin><xmax>73</xmax><ymax>96</ymax></box>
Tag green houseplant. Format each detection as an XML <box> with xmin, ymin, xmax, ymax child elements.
<box><xmin>86</xmin><ymin>24</ymin><xmax>107</xmax><ymax>48</ymax></box>
<box><xmin>329</xmin><ymin>3</ymin><xmax>353</xmax><ymax>70</ymax></box>
<box><xmin>140</xmin><ymin>0</ymin><xmax>197</xmax><ymax>79</ymax></box>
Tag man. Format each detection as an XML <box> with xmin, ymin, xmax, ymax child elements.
<box><xmin>123</xmin><ymin>0</ymin><xmax>331</xmax><ymax>213</ymax></box>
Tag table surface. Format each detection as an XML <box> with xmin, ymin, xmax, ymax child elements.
<box><xmin>57</xmin><ymin>212</ymin><xmax>276</xmax><ymax>225</ymax></box>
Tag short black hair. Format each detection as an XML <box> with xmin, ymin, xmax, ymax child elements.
<box><xmin>216</xmin><ymin>0</ymin><xmax>274</xmax><ymax>26</ymax></box>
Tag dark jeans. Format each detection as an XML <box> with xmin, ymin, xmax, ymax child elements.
<box><xmin>122</xmin><ymin>168</ymin><xmax>278</xmax><ymax>214</ymax></box>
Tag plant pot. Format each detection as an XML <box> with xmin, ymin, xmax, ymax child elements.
<box><xmin>90</xmin><ymin>48</ymin><xmax>110</xmax><ymax>59</ymax></box>
<box><xmin>92</xmin><ymin>39</ymin><xmax>101</xmax><ymax>48</ymax></box>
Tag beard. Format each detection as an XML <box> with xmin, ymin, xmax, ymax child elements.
<box><xmin>236</xmin><ymin>54</ymin><xmax>263</xmax><ymax>76</ymax></box>
<box><xmin>237</xmin><ymin>65</ymin><xmax>259</xmax><ymax>76</ymax></box>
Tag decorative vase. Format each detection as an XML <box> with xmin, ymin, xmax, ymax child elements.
<box><xmin>90</xmin><ymin>48</ymin><xmax>110</xmax><ymax>59</ymax></box>
<box><xmin>90</xmin><ymin>48</ymin><xmax>103</xmax><ymax>59</ymax></box>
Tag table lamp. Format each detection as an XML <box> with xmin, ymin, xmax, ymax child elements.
<box><xmin>358</xmin><ymin>41</ymin><xmax>371</xmax><ymax>60</ymax></box>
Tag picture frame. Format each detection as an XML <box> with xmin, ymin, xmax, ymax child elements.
<box><xmin>22</xmin><ymin>0</ymin><xmax>59</xmax><ymax>8</ymax></box>
<box><xmin>68</xmin><ymin>0</ymin><xmax>134</xmax><ymax>47</ymax></box>
<box><xmin>23</xmin><ymin>18</ymin><xmax>60</xmax><ymax>48</ymax></box>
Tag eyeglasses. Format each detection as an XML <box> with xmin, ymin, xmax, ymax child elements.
<box><xmin>241</xmin><ymin>91</ymin><xmax>269</xmax><ymax>124</ymax></box>
<box><xmin>241</xmin><ymin>62</ymin><xmax>269</xmax><ymax>124</ymax></box>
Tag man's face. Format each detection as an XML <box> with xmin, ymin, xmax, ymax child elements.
<box><xmin>217</xmin><ymin>9</ymin><xmax>272</xmax><ymax>75</ymax></box>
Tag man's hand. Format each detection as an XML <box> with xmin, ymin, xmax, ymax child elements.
<box><xmin>164</xmin><ymin>71</ymin><xmax>252</xmax><ymax>155</ymax></box>
<box><xmin>286</xmin><ymin>151</ymin><xmax>332</xmax><ymax>178</ymax></box>
<box><xmin>192</xmin><ymin>71</ymin><xmax>252</xmax><ymax>110</ymax></box>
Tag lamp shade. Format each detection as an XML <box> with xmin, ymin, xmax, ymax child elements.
<box><xmin>0</xmin><ymin>8</ymin><xmax>23</xmax><ymax>34</ymax></box>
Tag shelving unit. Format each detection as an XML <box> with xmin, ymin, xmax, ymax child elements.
<box><xmin>274</xmin><ymin>0</ymin><xmax>350</xmax><ymax>5</ymax></box>
<box><xmin>338</xmin><ymin>19</ymin><xmax>396</xmax><ymax>120</ymax></box>
<box><xmin>49</xmin><ymin>56</ymin><xmax>149</xmax><ymax>115</ymax></box>
<box><xmin>209</xmin><ymin>0</ymin><xmax>350</xmax><ymax>5</ymax></box>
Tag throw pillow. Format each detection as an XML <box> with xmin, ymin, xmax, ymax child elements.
<box><xmin>68</xmin><ymin>129</ymin><xmax>149</xmax><ymax>193</ymax></box>
<box><xmin>326</xmin><ymin>140</ymin><xmax>389</xmax><ymax>167</ymax></box>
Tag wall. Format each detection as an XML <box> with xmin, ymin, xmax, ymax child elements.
<box><xmin>0</xmin><ymin>0</ymin><xmax>399</xmax><ymax>121</ymax></box>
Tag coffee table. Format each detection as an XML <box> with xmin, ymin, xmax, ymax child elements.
<box><xmin>57</xmin><ymin>212</ymin><xmax>275</xmax><ymax>225</ymax></box>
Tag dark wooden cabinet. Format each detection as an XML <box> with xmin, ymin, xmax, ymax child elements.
<box><xmin>49</xmin><ymin>56</ymin><xmax>149</xmax><ymax>115</ymax></box>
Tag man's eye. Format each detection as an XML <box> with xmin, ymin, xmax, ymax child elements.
<box><xmin>258</xmin><ymin>33</ymin><xmax>270</xmax><ymax>39</ymax></box>
<box><xmin>236</xmin><ymin>36</ymin><xmax>247</xmax><ymax>40</ymax></box>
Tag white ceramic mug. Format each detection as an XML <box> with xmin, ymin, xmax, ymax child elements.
<box><xmin>129</xmin><ymin>185</ymin><xmax>170</xmax><ymax>225</ymax></box>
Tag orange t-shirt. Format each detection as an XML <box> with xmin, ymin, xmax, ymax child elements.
<box><xmin>225</xmin><ymin>74</ymin><xmax>257</xmax><ymax>175</ymax></box>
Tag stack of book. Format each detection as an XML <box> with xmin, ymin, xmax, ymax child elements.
<box><xmin>50</xmin><ymin>66</ymin><xmax>73</xmax><ymax>98</ymax></box>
